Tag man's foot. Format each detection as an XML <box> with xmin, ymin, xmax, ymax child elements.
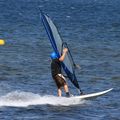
<box><xmin>66</xmin><ymin>92</ymin><xmax>70</xmax><ymax>97</ymax></box>
<box><xmin>80</xmin><ymin>92</ymin><xmax>84</xmax><ymax>95</ymax></box>
<box><xmin>66</xmin><ymin>92</ymin><xmax>73</xmax><ymax>97</ymax></box>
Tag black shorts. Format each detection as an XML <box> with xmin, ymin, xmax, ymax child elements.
<box><xmin>53</xmin><ymin>74</ymin><xmax>66</xmax><ymax>89</ymax></box>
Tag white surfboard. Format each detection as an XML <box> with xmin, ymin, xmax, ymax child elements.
<box><xmin>73</xmin><ymin>88</ymin><xmax>113</xmax><ymax>99</ymax></box>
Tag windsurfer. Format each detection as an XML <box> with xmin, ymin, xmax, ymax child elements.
<box><xmin>50</xmin><ymin>48</ymin><xmax>70</xmax><ymax>97</ymax></box>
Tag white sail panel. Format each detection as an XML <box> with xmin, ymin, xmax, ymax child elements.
<box><xmin>45</xmin><ymin>15</ymin><xmax>73</xmax><ymax>74</ymax></box>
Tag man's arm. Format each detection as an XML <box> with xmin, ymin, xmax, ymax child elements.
<box><xmin>59</xmin><ymin>48</ymin><xmax>68</xmax><ymax>62</ymax></box>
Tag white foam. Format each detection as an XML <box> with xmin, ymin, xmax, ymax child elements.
<box><xmin>0</xmin><ymin>91</ymin><xmax>85</xmax><ymax>107</ymax></box>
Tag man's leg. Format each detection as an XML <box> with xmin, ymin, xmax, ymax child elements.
<box><xmin>64</xmin><ymin>83</ymin><xmax>69</xmax><ymax>93</ymax></box>
<box><xmin>64</xmin><ymin>83</ymin><xmax>70</xmax><ymax>97</ymax></box>
<box><xmin>58</xmin><ymin>88</ymin><xmax>62</xmax><ymax>96</ymax></box>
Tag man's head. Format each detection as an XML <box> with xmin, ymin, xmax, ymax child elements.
<box><xmin>50</xmin><ymin>52</ymin><xmax>59</xmax><ymax>59</ymax></box>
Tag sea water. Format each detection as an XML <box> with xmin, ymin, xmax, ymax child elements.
<box><xmin>0</xmin><ymin>0</ymin><xmax>120</xmax><ymax>119</ymax></box>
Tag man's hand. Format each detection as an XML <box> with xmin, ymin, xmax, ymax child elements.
<box><xmin>63</xmin><ymin>48</ymin><xmax>68</xmax><ymax>53</ymax></box>
<box><xmin>59</xmin><ymin>48</ymin><xmax>68</xmax><ymax>61</ymax></box>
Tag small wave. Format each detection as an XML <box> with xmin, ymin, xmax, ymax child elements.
<box><xmin>0</xmin><ymin>91</ymin><xmax>85</xmax><ymax>107</ymax></box>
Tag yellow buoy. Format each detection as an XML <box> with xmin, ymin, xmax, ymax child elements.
<box><xmin>0</xmin><ymin>39</ymin><xmax>5</xmax><ymax>45</ymax></box>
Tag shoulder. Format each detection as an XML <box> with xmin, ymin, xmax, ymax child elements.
<box><xmin>53</xmin><ymin>58</ymin><xmax>60</xmax><ymax>62</ymax></box>
<box><xmin>52</xmin><ymin>59</ymin><xmax>60</xmax><ymax>63</ymax></box>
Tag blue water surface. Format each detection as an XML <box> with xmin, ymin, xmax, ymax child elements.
<box><xmin>0</xmin><ymin>0</ymin><xmax>120</xmax><ymax>120</ymax></box>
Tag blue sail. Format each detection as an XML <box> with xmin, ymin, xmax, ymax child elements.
<box><xmin>40</xmin><ymin>11</ymin><xmax>81</xmax><ymax>93</ymax></box>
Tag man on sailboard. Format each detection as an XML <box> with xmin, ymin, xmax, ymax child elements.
<box><xmin>51</xmin><ymin>48</ymin><xmax>71</xmax><ymax>97</ymax></box>
<box><xmin>40</xmin><ymin>11</ymin><xmax>83</xmax><ymax>96</ymax></box>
